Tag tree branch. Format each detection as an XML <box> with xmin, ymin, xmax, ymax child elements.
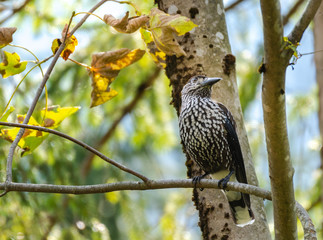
<box><xmin>295</xmin><ymin>201</ymin><xmax>317</xmax><ymax>240</ymax></box>
<box><xmin>288</xmin><ymin>0</ymin><xmax>323</xmax><ymax>44</ymax></box>
<box><xmin>0</xmin><ymin>121</ymin><xmax>149</xmax><ymax>182</ymax></box>
<box><xmin>260</xmin><ymin>0</ymin><xmax>298</xmax><ymax>239</ymax></box>
<box><xmin>0</xmin><ymin>179</ymin><xmax>269</xmax><ymax>197</ymax></box>
<box><xmin>224</xmin><ymin>0</ymin><xmax>244</xmax><ymax>11</ymax></box>
<box><xmin>282</xmin><ymin>0</ymin><xmax>306</xmax><ymax>26</ymax></box>
<box><xmin>0</xmin><ymin>0</ymin><xmax>31</xmax><ymax>25</ymax></box>
<box><xmin>81</xmin><ymin>67</ymin><xmax>161</xmax><ymax>177</ymax></box>
<box><xmin>0</xmin><ymin>179</ymin><xmax>316</xmax><ymax>238</ymax></box>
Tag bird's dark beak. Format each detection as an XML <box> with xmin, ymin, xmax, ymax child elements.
<box><xmin>201</xmin><ymin>77</ymin><xmax>222</xmax><ymax>87</ymax></box>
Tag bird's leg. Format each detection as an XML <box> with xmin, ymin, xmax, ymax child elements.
<box><xmin>218</xmin><ymin>169</ymin><xmax>234</xmax><ymax>189</ymax></box>
<box><xmin>192</xmin><ymin>172</ymin><xmax>209</xmax><ymax>191</ymax></box>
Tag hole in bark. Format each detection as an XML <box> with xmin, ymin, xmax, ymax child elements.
<box><xmin>189</xmin><ymin>7</ymin><xmax>199</xmax><ymax>19</ymax></box>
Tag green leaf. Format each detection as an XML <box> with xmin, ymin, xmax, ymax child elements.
<box><xmin>0</xmin><ymin>106</ymin><xmax>15</xmax><ymax>122</ymax></box>
<box><xmin>0</xmin><ymin>51</ymin><xmax>27</xmax><ymax>78</ymax></box>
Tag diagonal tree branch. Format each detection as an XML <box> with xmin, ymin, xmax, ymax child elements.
<box><xmin>0</xmin><ymin>121</ymin><xmax>149</xmax><ymax>182</ymax></box>
<box><xmin>282</xmin><ymin>0</ymin><xmax>306</xmax><ymax>26</ymax></box>
<box><xmin>288</xmin><ymin>0</ymin><xmax>323</xmax><ymax>44</ymax></box>
<box><xmin>2</xmin><ymin>0</ymin><xmax>111</xmax><ymax>194</ymax></box>
<box><xmin>81</xmin><ymin>67</ymin><xmax>161</xmax><ymax>177</ymax></box>
<box><xmin>0</xmin><ymin>0</ymin><xmax>31</xmax><ymax>25</ymax></box>
<box><xmin>3</xmin><ymin>12</ymin><xmax>74</xmax><ymax>188</ymax></box>
<box><xmin>224</xmin><ymin>0</ymin><xmax>244</xmax><ymax>11</ymax></box>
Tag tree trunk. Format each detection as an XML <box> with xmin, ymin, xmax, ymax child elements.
<box><xmin>156</xmin><ymin>0</ymin><xmax>271</xmax><ymax>239</ymax></box>
<box><xmin>314</xmin><ymin>2</ymin><xmax>323</xmax><ymax>239</ymax></box>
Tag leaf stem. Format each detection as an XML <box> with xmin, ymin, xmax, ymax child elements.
<box><xmin>74</xmin><ymin>12</ymin><xmax>105</xmax><ymax>23</ymax></box>
<box><xmin>68</xmin><ymin>58</ymin><xmax>91</xmax><ymax>69</ymax></box>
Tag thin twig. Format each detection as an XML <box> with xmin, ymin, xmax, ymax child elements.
<box><xmin>0</xmin><ymin>0</ymin><xmax>31</xmax><ymax>25</ymax></box>
<box><xmin>0</xmin><ymin>121</ymin><xmax>149</xmax><ymax>182</ymax></box>
<box><xmin>224</xmin><ymin>0</ymin><xmax>244</xmax><ymax>11</ymax></box>
<box><xmin>3</xmin><ymin>13</ymin><xmax>74</xmax><ymax>189</ymax></box>
<box><xmin>282</xmin><ymin>0</ymin><xmax>306</xmax><ymax>26</ymax></box>
<box><xmin>288</xmin><ymin>0</ymin><xmax>323</xmax><ymax>44</ymax></box>
<box><xmin>81</xmin><ymin>67</ymin><xmax>161</xmax><ymax>177</ymax></box>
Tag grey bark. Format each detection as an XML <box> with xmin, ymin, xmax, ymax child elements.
<box><xmin>157</xmin><ymin>0</ymin><xmax>271</xmax><ymax>239</ymax></box>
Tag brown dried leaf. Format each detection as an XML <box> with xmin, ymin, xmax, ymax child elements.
<box><xmin>90</xmin><ymin>48</ymin><xmax>146</xmax><ymax>78</ymax></box>
<box><xmin>89</xmin><ymin>48</ymin><xmax>145</xmax><ymax>107</ymax></box>
<box><xmin>0</xmin><ymin>27</ymin><xmax>17</xmax><ymax>48</ymax></box>
<box><xmin>104</xmin><ymin>11</ymin><xmax>149</xmax><ymax>34</ymax></box>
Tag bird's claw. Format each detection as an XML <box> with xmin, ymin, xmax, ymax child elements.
<box><xmin>218</xmin><ymin>176</ymin><xmax>230</xmax><ymax>190</ymax></box>
<box><xmin>192</xmin><ymin>173</ymin><xmax>208</xmax><ymax>191</ymax></box>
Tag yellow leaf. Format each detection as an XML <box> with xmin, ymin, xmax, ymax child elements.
<box><xmin>90</xmin><ymin>73</ymin><xmax>118</xmax><ymax>107</ymax></box>
<box><xmin>51</xmin><ymin>24</ymin><xmax>78</xmax><ymax>60</ymax></box>
<box><xmin>104</xmin><ymin>11</ymin><xmax>149</xmax><ymax>34</ymax></box>
<box><xmin>41</xmin><ymin>105</ymin><xmax>81</xmax><ymax>128</ymax></box>
<box><xmin>0</xmin><ymin>27</ymin><xmax>17</xmax><ymax>48</ymax></box>
<box><xmin>147</xmin><ymin>8</ymin><xmax>197</xmax><ymax>57</ymax></box>
<box><xmin>140</xmin><ymin>28</ymin><xmax>166</xmax><ymax>68</ymax></box>
<box><xmin>0</xmin><ymin>106</ymin><xmax>80</xmax><ymax>156</ymax></box>
<box><xmin>0</xmin><ymin>51</ymin><xmax>27</xmax><ymax>78</ymax></box>
<box><xmin>0</xmin><ymin>115</ymin><xmax>48</xmax><ymax>156</ymax></box>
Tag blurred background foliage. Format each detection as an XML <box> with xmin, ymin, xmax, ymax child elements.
<box><xmin>0</xmin><ymin>0</ymin><xmax>321</xmax><ymax>239</ymax></box>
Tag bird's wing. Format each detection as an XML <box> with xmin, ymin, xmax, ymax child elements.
<box><xmin>217</xmin><ymin>103</ymin><xmax>251</xmax><ymax>207</ymax></box>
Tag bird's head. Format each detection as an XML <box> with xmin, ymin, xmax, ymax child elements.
<box><xmin>181</xmin><ymin>75</ymin><xmax>222</xmax><ymax>98</ymax></box>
